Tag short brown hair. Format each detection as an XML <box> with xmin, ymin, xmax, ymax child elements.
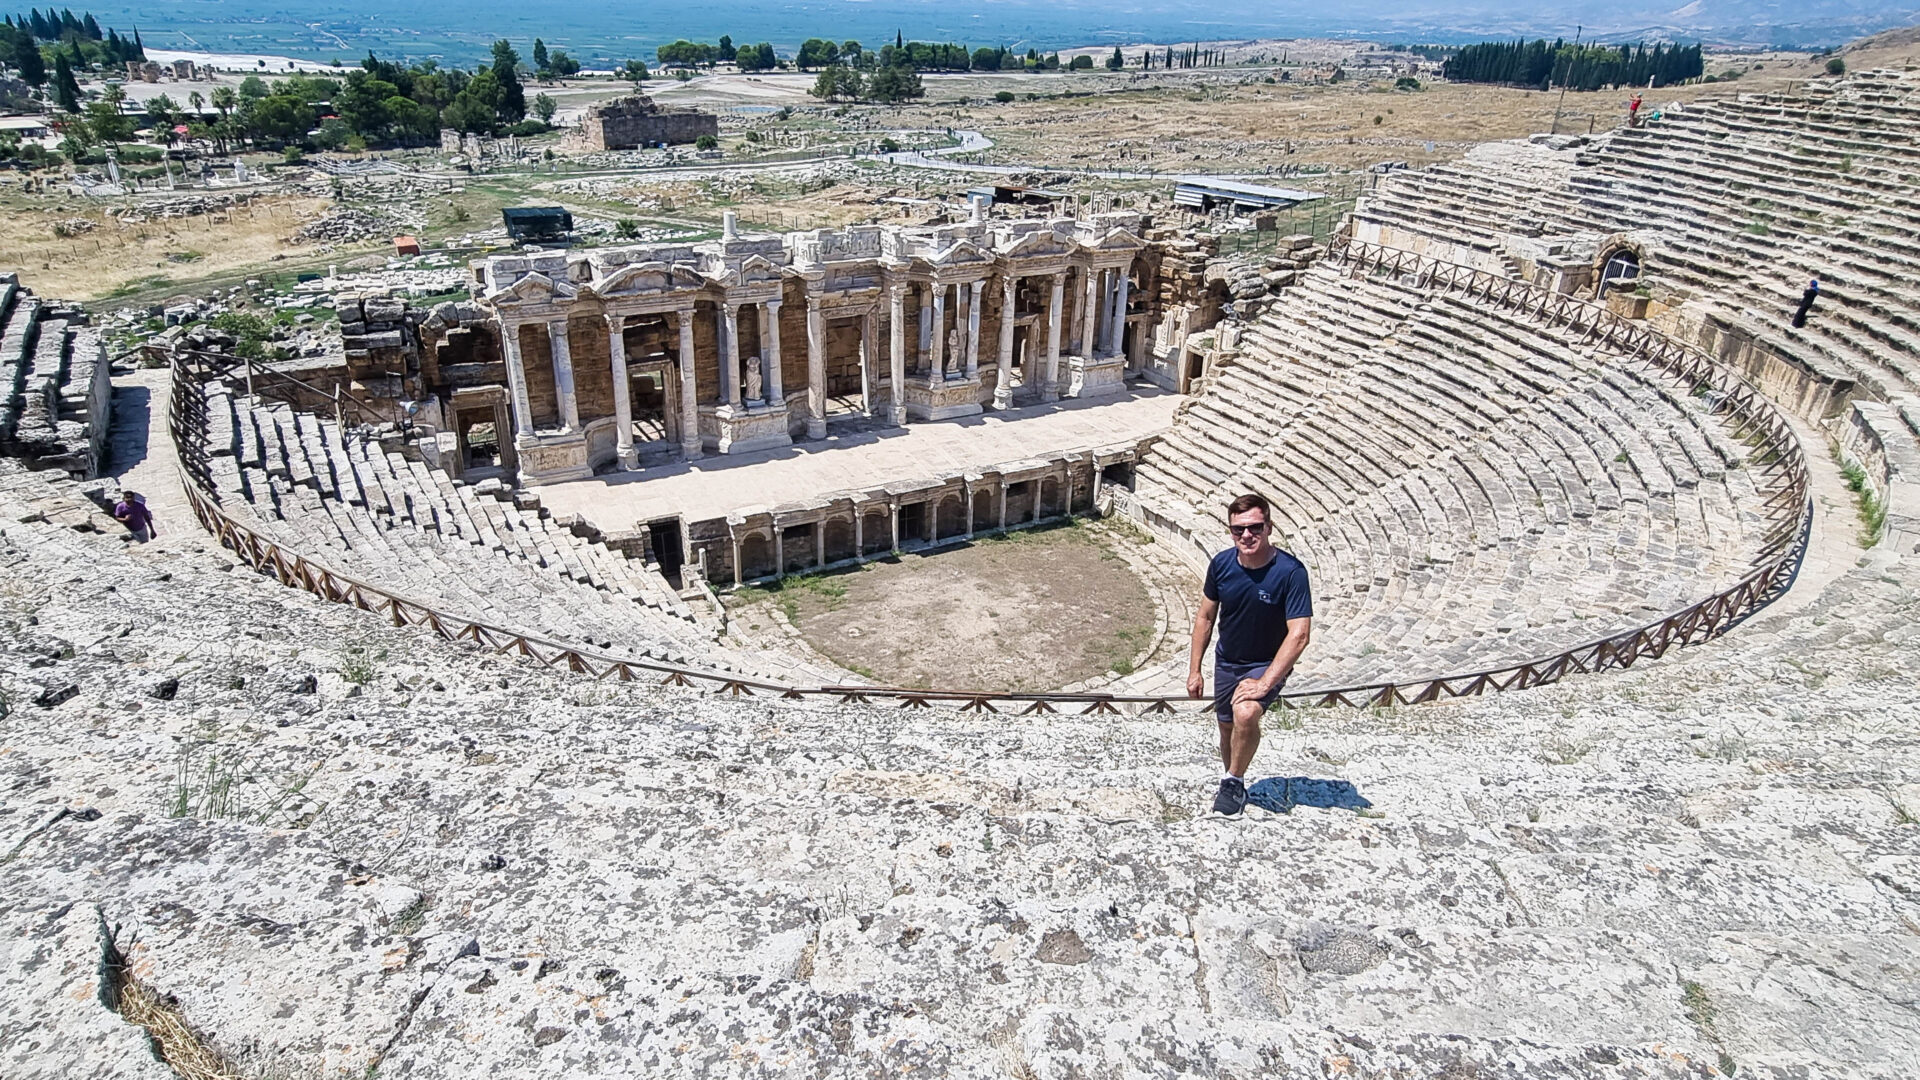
<box><xmin>1226</xmin><ymin>493</ymin><xmax>1270</xmax><ymax>522</ymax></box>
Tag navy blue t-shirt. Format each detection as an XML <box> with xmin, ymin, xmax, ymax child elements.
<box><xmin>1204</xmin><ymin>547</ymin><xmax>1313</xmax><ymax>664</ymax></box>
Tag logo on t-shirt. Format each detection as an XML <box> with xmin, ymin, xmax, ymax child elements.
<box><xmin>1258</xmin><ymin>590</ymin><xmax>1273</xmax><ymax>603</ymax></box>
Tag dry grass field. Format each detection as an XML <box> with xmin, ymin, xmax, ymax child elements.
<box><xmin>0</xmin><ymin>195</ymin><xmax>331</xmax><ymax>301</ymax></box>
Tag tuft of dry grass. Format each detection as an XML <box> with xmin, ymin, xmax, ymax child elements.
<box><xmin>118</xmin><ymin>978</ymin><xmax>247</xmax><ymax>1080</ymax></box>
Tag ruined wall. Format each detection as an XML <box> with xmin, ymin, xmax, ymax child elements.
<box><xmin>582</xmin><ymin>95</ymin><xmax>719</xmax><ymax>151</ymax></box>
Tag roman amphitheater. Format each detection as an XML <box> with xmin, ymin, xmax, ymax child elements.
<box><xmin>4</xmin><ymin>66</ymin><xmax>1919</xmax><ymax>1080</ymax></box>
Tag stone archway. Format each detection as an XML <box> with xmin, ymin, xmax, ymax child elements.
<box><xmin>823</xmin><ymin>515</ymin><xmax>857</xmax><ymax>563</ymax></box>
<box><xmin>738</xmin><ymin>533</ymin><xmax>775</xmax><ymax>580</ymax></box>
<box><xmin>934</xmin><ymin>493</ymin><xmax>966</xmax><ymax>540</ymax></box>
<box><xmin>860</xmin><ymin>509</ymin><xmax>892</xmax><ymax>555</ymax></box>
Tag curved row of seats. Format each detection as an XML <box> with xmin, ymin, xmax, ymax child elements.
<box><xmin>1132</xmin><ymin>263</ymin><xmax>1774</xmax><ymax>690</ymax></box>
<box><xmin>187</xmin><ymin>381</ymin><xmax>826</xmax><ymax>679</ymax></box>
<box><xmin>1351</xmin><ymin>70</ymin><xmax>1920</xmax><ymax>440</ymax></box>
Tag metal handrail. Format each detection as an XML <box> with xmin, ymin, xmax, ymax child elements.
<box><xmin>164</xmin><ymin>245</ymin><xmax>1814</xmax><ymax>714</ymax></box>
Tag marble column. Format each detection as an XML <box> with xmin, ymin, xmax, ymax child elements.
<box><xmin>887</xmin><ymin>283</ymin><xmax>907</xmax><ymax>426</ymax></box>
<box><xmin>1078</xmin><ymin>268</ymin><xmax>1098</xmax><ymax>357</ymax></box>
<box><xmin>929</xmin><ymin>283</ymin><xmax>946</xmax><ymax>383</ymax></box>
<box><xmin>965</xmin><ymin>279</ymin><xmax>984</xmax><ymax>380</ymax></box>
<box><xmin>606</xmin><ymin>312</ymin><xmax>636</xmax><ymax>468</ymax></box>
<box><xmin>676</xmin><ymin>307</ymin><xmax>701</xmax><ymax>459</ymax></box>
<box><xmin>1113</xmin><ymin>270</ymin><xmax>1132</xmax><ymax>361</ymax></box>
<box><xmin>917</xmin><ymin>284</ymin><xmax>933</xmax><ymax>372</ymax></box>
<box><xmin>860</xmin><ymin>307</ymin><xmax>877</xmax><ymax>417</ymax></box>
<box><xmin>1045</xmin><ymin>273</ymin><xmax>1065</xmax><ymax>403</ymax></box>
<box><xmin>547</xmin><ymin>319</ymin><xmax>580</xmax><ymax>431</ymax></box>
<box><xmin>500</xmin><ymin>321</ymin><xmax>534</xmax><ymax>436</ymax></box>
<box><xmin>993</xmin><ymin>274</ymin><xmax>1018</xmax><ymax>409</ymax></box>
<box><xmin>764</xmin><ymin>299</ymin><xmax>784</xmax><ymax>406</ymax></box>
<box><xmin>721</xmin><ymin>301</ymin><xmax>741</xmax><ymax>406</ymax></box>
<box><xmin>805</xmin><ymin>293</ymin><xmax>826</xmax><ymax>439</ymax></box>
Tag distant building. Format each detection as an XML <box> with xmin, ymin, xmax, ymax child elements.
<box><xmin>580</xmin><ymin>94</ymin><xmax>718</xmax><ymax>151</ymax></box>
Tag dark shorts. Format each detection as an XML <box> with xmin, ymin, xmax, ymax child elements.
<box><xmin>1214</xmin><ymin>659</ymin><xmax>1285</xmax><ymax>724</ymax></box>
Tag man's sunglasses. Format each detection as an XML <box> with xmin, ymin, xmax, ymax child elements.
<box><xmin>1228</xmin><ymin>523</ymin><xmax>1269</xmax><ymax>537</ymax></box>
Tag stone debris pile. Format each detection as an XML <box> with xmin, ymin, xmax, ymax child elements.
<box><xmin>294</xmin><ymin>204</ymin><xmax>428</xmax><ymax>246</ymax></box>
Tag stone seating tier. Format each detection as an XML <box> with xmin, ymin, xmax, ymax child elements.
<box><xmin>194</xmin><ymin>385</ymin><xmax>831</xmax><ymax>683</ymax></box>
<box><xmin>1132</xmin><ymin>264</ymin><xmax>1772</xmax><ymax>689</ymax></box>
<box><xmin>1361</xmin><ymin>75</ymin><xmax>1920</xmax><ymax>433</ymax></box>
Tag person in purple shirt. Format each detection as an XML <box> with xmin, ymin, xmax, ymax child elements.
<box><xmin>113</xmin><ymin>490</ymin><xmax>157</xmax><ymax>543</ymax></box>
<box><xmin>1186</xmin><ymin>493</ymin><xmax>1313</xmax><ymax>818</ymax></box>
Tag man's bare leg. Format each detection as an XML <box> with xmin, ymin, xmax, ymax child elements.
<box><xmin>1229</xmin><ymin>699</ymin><xmax>1264</xmax><ymax>778</ymax></box>
<box><xmin>1217</xmin><ymin>721</ymin><xmax>1234</xmax><ymax>770</ymax></box>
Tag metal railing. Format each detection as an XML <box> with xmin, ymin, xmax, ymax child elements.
<box><xmin>166</xmin><ymin>247</ymin><xmax>1813</xmax><ymax>713</ymax></box>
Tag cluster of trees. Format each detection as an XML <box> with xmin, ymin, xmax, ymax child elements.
<box><xmin>1</xmin><ymin>7</ymin><xmax>144</xmax><ymax>97</ymax></box>
<box><xmin>1443</xmin><ymin>39</ymin><xmax>1704</xmax><ymax>91</ymax></box>
<box><xmin>529</xmin><ymin>39</ymin><xmax>580</xmax><ymax>79</ymax></box>
<box><xmin>1143</xmin><ymin>44</ymin><xmax>1230</xmax><ymax>69</ymax></box>
<box><xmin>45</xmin><ymin>41</ymin><xmax>565</xmax><ymax>160</ymax></box>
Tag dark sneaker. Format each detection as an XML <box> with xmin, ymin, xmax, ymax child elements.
<box><xmin>1210</xmin><ymin>777</ymin><xmax>1247</xmax><ymax>818</ymax></box>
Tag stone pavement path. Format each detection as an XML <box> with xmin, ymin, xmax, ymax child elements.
<box><xmin>102</xmin><ymin>365</ymin><xmax>200</xmax><ymax>559</ymax></box>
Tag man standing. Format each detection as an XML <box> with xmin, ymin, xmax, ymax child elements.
<box><xmin>113</xmin><ymin>490</ymin><xmax>157</xmax><ymax>543</ymax></box>
<box><xmin>1187</xmin><ymin>493</ymin><xmax>1313</xmax><ymax>818</ymax></box>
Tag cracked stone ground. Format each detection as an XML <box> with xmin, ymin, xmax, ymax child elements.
<box><xmin>2</xmin><ymin>441</ymin><xmax>1917</xmax><ymax>1079</ymax></box>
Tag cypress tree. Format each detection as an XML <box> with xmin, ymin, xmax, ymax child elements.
<box><xmin>17</xmin><ymin>26</ymin><xmax>44</xmax><ymax>85</ymax></box>
<box><xmin>51</xmin><ymin>48</ymin><xmax>77</xmax><ymax>110</ymax></box>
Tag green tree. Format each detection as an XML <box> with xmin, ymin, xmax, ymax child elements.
<box><xmin>532</xmin><ymin>92</ymin><xmax>556</xmax><ymax>123</ymax></box>
<box><xmin>531</xmin><ymin>37</ymin><xmax>549</xmax><ymax>73</ymax></box>
<box><xmin>238</xmin><ymin>74</ymin><xmax>269</xmax><ymax>99</ymax></box>
<box><xmin>1826</xmin><ymin>56</ymin><xmax>1846</xmax><ymax>76</ymax></box>
<box><xmin>547</xmin><ymin>50</ymin><xmax>579</xmax><ymax>76</ymax></box>
<box><xmin>622</xmin><ymin>59</ymin><xmax>648</xmax><ymax>86</ymax></box>
<box><xmin>796</xmin><ymin>38</ymin><xmax>838</xmax><ymax>69</ymax></box>
<box><xmin>84</xmin><ymin>100</ymin><xmax>132</xmax><ymax>144</ymax></box>
<box><xmin>441</xmin><ymin>88</ymin><xmax>495</xmax><ymax>135</ymax></box>
<box><xmin>866</xmin><ymin>65</ymin><xmax>923</xmax><ymax>101</ymax></box>
<box><xmin>809</xmin><ymin>65</ymin><xmax>862</xmax><ymax>101</ymax></box>
<box><xmin>490</xmin><ymin>40</ymin><xmax>525</xmax><ymax>121</ymax></box>
<box><xmin>717</xmin><ymin>34</ymin><xmax>736</xmax><ymax>61</ymax></box>
<box><xmin>15</xmin><ymin>28</ymin><xmax>46</xmax><ymax>86</ymax></box>
<box><xmin>51</xmin><ymin>50</ymin><xmax>78</xmax><ymax>111</ymax></box>
<box><xmin>144</xmin><ymin>92</ymin><xmax>179</xmax><ymax>132</ymax></box>
<box><xmin>694</xmin><ymin>133</ymin><xmax>718</xmax><ymax>150</ymax></box>
<box><xmin>1068</xmin><ymin>54</ymin><xmax>1093</xmax><ymax>71</ymax></box>
<box><xmin>1106</xmin><ymin>46</ymin><xmax>1123</xmax><ymax>70</ymax></box>
<box><xmin>389</xmin><ymin>96</ymin><xmax>439</xmax><ymax>143</ymax></box>
<box><xmin>736</xmin><ymin>42</ymin><xmax>777</xmax><ymax>72</ymax></box>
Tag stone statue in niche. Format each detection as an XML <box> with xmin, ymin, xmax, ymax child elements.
<box><xmin>744</xmin><ymin>355</ymin><xmax>763</xmax><ymax>404</ymax></box>
<box><xmin>946</xmin><ymin>328</ymin><xmax>963</xmax><ymax>377</ymax></box>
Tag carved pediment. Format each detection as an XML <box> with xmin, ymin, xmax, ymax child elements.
<box><xmin>486</xmin><ymin>271</ymin><xmax>573</xmax><ymax>306</ymax></box>
<box><xmin>928</xmin><ymin>238</ymin><xmax>995</xmax><ymax>268</ymax></box>
<box><xmin>1077</xmin><ymin>227</ymin><xmax>1148</xmax><ymax>254</ymax></box>
<box><xmin>596</xmin><ymin>261</ymin><xmax>705</xmax><ymax>297</ymax></box>
<box><xmin>998</xmin><ymin>229</ymin><xmax>1069</xmax><ymax>259</ymax></box>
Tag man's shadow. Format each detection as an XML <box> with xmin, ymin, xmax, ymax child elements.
<box><xmin>1247</xmin><ymin>777</ymin><xmax>1371</xmax><ymax>814</ymax></box>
